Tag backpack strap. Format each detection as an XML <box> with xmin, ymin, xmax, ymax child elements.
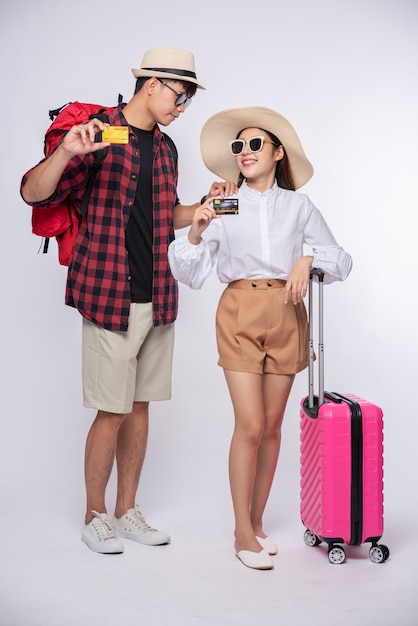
<box><xmin>80</xmin><ymin>121</ymin><xmax>178</xmax><ymax>220</ymax></box>
<box><xmin>80</xmin><ymin>112</ymin><xmax>110</xmax><ymax>218</ymax></box>
<box><xmin>163</xmin><ymin>133</ymin><xmax>178</xmax><ymax>168</ymax></box>
<box><xmin>79</xmin><ymin>98</ymin><xmax>123</xmax><ymax>218</ymax></box>
<box><xmin>48</xmin><ymin>103</ymin><xmax>70</xmax><ymax>121</ymax></box>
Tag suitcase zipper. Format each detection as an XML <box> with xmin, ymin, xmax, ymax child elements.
<box><xmin>331</xmin><ymin>393</ymin><xmax>363</xmax><ymax>546</ymax></box>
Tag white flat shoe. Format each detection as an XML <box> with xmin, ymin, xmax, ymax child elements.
<box><xmin>235</xmin><ymin>549</ymin><xmax>274</xmax><ymax>570</ymax></box>
<box><xmin>256</xmin><ymin>535</ymin><xmax>278</xmax><ymax>555</ymax></box>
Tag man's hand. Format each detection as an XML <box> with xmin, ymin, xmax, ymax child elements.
<box><xmin>60</xmin><ymin>119</ymin><xmax>110</xmax><ymax>157</ymax></box>
<box><xmin>206</xmin><ymin>181</ymin><xmax>239</xmax><ymax>199</ymax></box>
<box><xmin>21</xmin><ymin>119</ymin><xmax>111</xmax><ymax>204</ymax></box>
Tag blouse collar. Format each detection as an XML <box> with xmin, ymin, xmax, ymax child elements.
<box><xmin>240</xmin><ymin>179</ymin><xmax>281</xmax><ymax>200</ymax></box>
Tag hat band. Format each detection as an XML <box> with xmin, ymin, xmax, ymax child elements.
<box><xmin>142</xmin><ymin>67</ymin><xmax>197</xmax><ymax>80</ymax></box>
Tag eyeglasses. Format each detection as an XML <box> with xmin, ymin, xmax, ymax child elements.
<box><xmin>157</xmin><ymin>78</ymin><xmax>192</xmax><ymax>109</ymax></box>
<box><xmin>229</xmin><ymin>136</ymin><xmax>279</xmax><ymax>156</ymax></box>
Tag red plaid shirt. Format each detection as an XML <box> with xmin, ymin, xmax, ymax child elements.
<box><xmin>22</xmin><ymin>107</ymin><xmax>180</xmax><ymax>331</ymax></box>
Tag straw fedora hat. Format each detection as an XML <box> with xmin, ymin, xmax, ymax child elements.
<box><xmin>200</xmin><ymin>106</ymin><xmax>313</xmax><ymax>188</ymax></box>
<box><xmin>132</xmin><ymin>47</ymin><xmax>205</xmax><ymax>89</ymax></box>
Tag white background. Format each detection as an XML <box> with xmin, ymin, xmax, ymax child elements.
<box><xmin>1</xmin><ymin>0</ymin><xmax>417</xmax><ymax>624</ymax></box>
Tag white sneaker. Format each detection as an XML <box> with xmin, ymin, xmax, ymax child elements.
<box><xmin>113</xmin><ymin>506</ymin><xmax>170</xmax><ymax>546</ymax></box>
<box><xmin>81</xmin><ymin>511</ymin><xmax>124</xmax><ymax>554</ymax></box>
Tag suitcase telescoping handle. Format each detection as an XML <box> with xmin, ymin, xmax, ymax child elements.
<box><xmin>308</xmin><ymin>268</ymin><xmax>325</xmax><ymax>409</ymax></box>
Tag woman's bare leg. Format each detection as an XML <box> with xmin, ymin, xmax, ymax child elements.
<box><xmin>224</xmin><ymin>369</ymin><xmax>266</xmax><ymax>554</ymax></box>
<box><xmin>250</xmin><ymin>374</ymin><xmax>295</xmax><ymax>538</ymax></box>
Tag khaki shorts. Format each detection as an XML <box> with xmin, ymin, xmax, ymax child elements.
<box><xmin>82</xmin><ymin>303</ymin><xmax>175</xmax><ymax>414</ymax></box>
<box><xmin>215</xmin><ymin>279</ymin><xmax>309</xmax><ymax>375</ymax></box>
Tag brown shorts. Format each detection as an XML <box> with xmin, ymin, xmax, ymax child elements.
<box><xmin>215</xmin><ymin>279</ymin><xmax>309</xmax><ymax>375</ymax></box>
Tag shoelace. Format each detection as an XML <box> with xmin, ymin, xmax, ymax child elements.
<box><xmin>91</xmin><ymin>511</ymin><xmax>117</xmax><ymax>541</ymax></box>
<box><xmin>128</xmin><ymin>507</ymin><xmax>156</xmax><ymax>533</ymax></box>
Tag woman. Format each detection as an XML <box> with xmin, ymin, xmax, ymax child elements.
<box><xmin>168</xmin><ymin>107</ymin><xmax>352</xmax><ymax>569</ymax></box>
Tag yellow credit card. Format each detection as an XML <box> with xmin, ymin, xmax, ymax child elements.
<box><xmin>102</xmin><ymin>126</ymin><xmax>129</xmax><ymax>144</ymax></box>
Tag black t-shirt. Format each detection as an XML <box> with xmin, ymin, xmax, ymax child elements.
<box><xmin>125</xmin><ymin>126</ymin><xmax>154</xmax><ymax>303</ymax></box>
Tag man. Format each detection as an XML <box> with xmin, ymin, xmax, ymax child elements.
<box><xmin>21</xmin><ymin>47</ymin><xmax>236</xmax><ymax>554</ymax></box>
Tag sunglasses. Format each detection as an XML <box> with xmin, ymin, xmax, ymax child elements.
<box><xmin>157</xmin><ymin>78</ymin><xmax>192</xmax><ymax>109</ymax></box>
<box><xmin>229</xmin><ymin>136</ymin><xmax>279</xmax><ymax>156</ymax></box>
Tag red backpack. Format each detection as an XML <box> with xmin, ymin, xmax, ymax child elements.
<box><xmin>32</xmin><ymin>96</ymin><xmax>178</xmax><ymax>266</ymax></box>
<box><xmin>32</xmin><ymin>96</ymin><xmax>123</xmax><ymax>265</ymax></box>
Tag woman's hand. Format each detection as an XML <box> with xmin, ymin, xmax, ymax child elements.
<box><xmin>187</xmin><ymin>196</ymin><xmax>219</xmax><ymax>245</ymax></box>
<box><xmin>187</xmin><ymin>181</ymin><xmax>239</xmax><ymax>245</ymax></box>
<box><xmin>284</xmin><ymin>256</ymin><xmax>314</xmax><ymax>304</ymax></box>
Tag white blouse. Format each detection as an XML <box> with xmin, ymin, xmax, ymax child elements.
<box><xmin>168</xmin><ymin>181</ymin><xmax>352</xmax><ymax>289</ymax></box>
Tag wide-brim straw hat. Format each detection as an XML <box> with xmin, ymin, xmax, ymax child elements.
<box><xmin>132</xmin><ymin>47</ymin><xmax>205</xmax><ymax>89</ymax></box>
<box><xmin>200</xmin><ymin>106</ymin><xmax>313</xmax><ymax>188</ymax></box>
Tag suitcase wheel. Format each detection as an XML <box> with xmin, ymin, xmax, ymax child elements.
<box><xmin>328</xmin><ymin>545</ymin><xmax>346</xmax><ymax>564</ymax></box>
<box><xmin>303</xmin><ymin>529</ymin><xmax>322</xmax><ymax>547</ymax></box>
<box><xmin>369</xmin><ymin>544</ymin><xmax>390</xmax><ymax>563</ymax></box>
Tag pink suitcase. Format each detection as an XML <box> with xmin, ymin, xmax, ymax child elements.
<box><xmin>300</xmin><ymin>269</ymin><xmax>389</xmax><ymax>564</ymax></box>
